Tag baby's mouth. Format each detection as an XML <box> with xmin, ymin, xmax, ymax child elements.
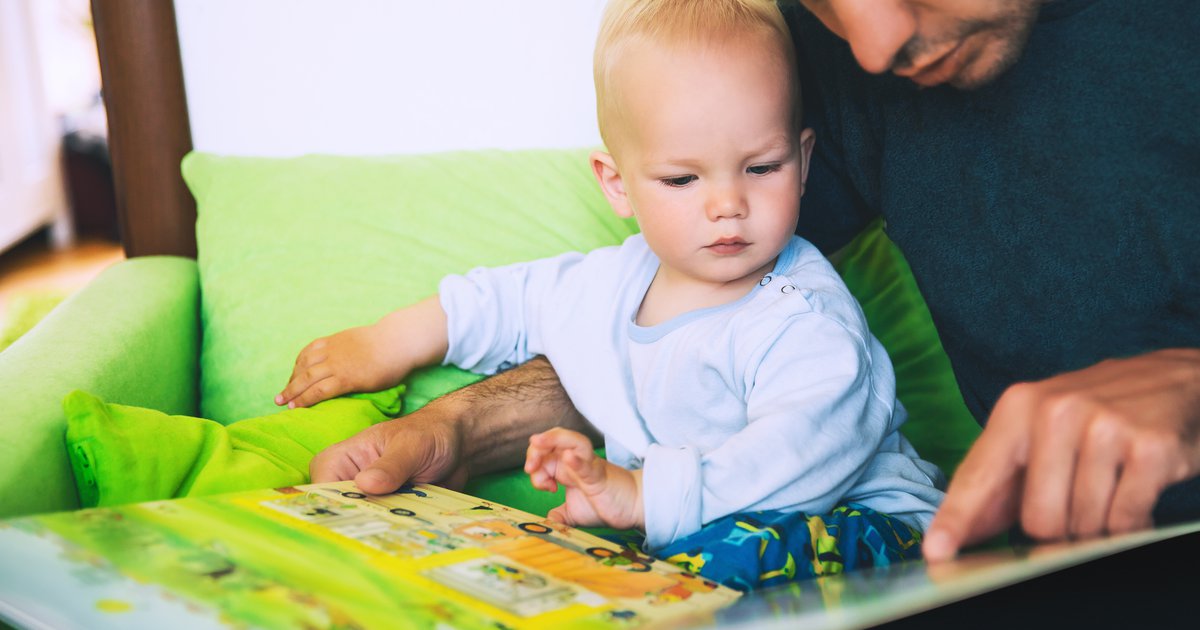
<box><xmin>706</xmin><ymin>237</ymin><xmax>749</xmax><ymax>254</ymax></box>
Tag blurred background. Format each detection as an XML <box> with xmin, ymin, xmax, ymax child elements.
<box><xmin>0</xmin><ymin>0</ymin><xmax>122</xmax><ymax>348</ymax></box>
<box><xmin>0</xmin><ymin>0</ymin><xmax>609</xmax><ymax>350</ymax></box>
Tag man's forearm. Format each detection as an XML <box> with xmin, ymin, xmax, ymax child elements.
<box><xmin>434</xmin><ymin>356</ymin><xmax>597</xmax><ymax>476</ymax></box>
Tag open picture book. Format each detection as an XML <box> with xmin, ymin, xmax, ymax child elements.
<box><xmin>0</xmin><ymin>480</ymin><xmax>740</xmax><ymax>629</ymax></box>
<box><xmin>3</xmin><ymin>478</ymin><xmax>1200</xmax><ymax>630</ymax></box>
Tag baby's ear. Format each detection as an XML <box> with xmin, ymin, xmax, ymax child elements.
<box><xmin>797</xmin><ymin>128</ymin><xmax>816</xmax><ymax>197</ymax></box>
<box><xmin>591</xmin><ymin>150</ymin><xmax>634</xmax><ymax>218</ymax></box>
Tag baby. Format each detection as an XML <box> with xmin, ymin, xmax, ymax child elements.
<box><xmin>280</xmin><ymin>0</ymin><xmax>944</xmax><ymax>589</ymax></box>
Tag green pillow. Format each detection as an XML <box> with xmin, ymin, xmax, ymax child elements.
<box><xmin>833</xmin><ymin>220</ymin><xmax>980</xmax><ymax>477</ymax></box>
<box><xmin>64</xmin><ymin>386</ymin><xmax>403</xmax><ymax>508</ymax></box>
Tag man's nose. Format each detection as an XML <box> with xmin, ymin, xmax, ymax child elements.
<box><xmin>836</xmin><ymin>0</ymin><xmax>916</xmax><ymax>75</ymax></box>
<box><xmin>706</xmin><ymin>183</ymin><xmax>748</xmax><ymax>221</ymax></box>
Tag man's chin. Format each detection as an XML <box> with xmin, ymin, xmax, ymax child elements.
<box><xmin>943</xmin><ymin>34</ymin><xmax>1029</xmax><ymax>90</ymax></box>
<box><xmin>951</xmin><ymin>14</ymin><xmax>1037</xmax><ymax>90</ymax></box>
<box><xmin>946</xmin><ymin>61</ymin><xmax>1013</xmax><ymax>90</ymax></box>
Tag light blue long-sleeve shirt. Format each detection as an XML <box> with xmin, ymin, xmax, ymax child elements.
<box><xmin>440</xmin><ymin>234</ymin><xmax>944</xmax><ymax>549</ymax></box>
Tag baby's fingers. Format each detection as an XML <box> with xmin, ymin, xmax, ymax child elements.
<box><xmin>561</xmin><ymin>450</ymin><xmax>606</xmax><ymax>489</ymax></box>
<box><xmin>290</xmin><ymin>339</ymin><xmax>327</xmax><ymax>377</ymax></box>
<box><xmin>278</xmin><ymin>368</ymin><xmax>338</xmax><ymax>408</ymax></box>
<box><xmin>524</xmin><ymin>442</ymin><xmax>545</xmax><ymax>474</ymax></box>
<box><xmin>277</xmin><ymin>372</ymin><xmax>309</xmax><ymax>407</ymax></box>
<box><xmin>547</xmin><ymin>505</ymin><xmax>574</xmax><ymax>526</ymax></box>
<box><xmin>531</xmin><ymin>428</ymin><xmax>593</xmax><ymax>458</ymax></box>
<box><xmin>278</xmin><ymin>341</ymin><xmax>328</xmax><ymax>405</ymax></box>
<box><xmin>531</xmin><ymin>470</ymin><xmax>558</xmax><ymax>493</ymax></box>
<box><xmin>525</xmin><ymin>442</ymin><xmax>559</xmax><ymax>492</ymax></box>
<box><xmin>293</xmin><ymin>376</ymin><xmax>348</xmax><ymax>408</ymax></box>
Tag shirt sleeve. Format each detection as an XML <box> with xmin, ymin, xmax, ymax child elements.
<box><xmin>641</xmin><ymin>311</ymin><xmax>898</xmax><ymax>550</ymax></box>
<box><xmin>438</xmin><ymin>251</ymin><xmax>584</xmax><ymax>375</ymax></box>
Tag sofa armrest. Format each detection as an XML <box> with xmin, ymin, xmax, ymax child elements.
<box><xmin>0</xmin><ymin>256</ymin><xmax>200</xmax><ymax>518</ymax></box>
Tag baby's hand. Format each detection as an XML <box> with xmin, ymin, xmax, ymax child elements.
<box><xmin>277</xmin><ymin>324</ymin><xmax>405</xmax><ymax>409</ymax></box>
<box><xmin>525</xmin><ymin>428</ymin><xmax>644</xmax><ymax>531</ymax></box>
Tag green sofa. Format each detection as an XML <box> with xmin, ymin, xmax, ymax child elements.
<box><xmin>0</xmin><ymin>148</ymin><xmax>978</xmax><ymax>520</ymax></box>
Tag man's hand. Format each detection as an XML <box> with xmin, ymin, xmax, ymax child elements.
<box><xmin>525</xmin><ymin>428</ymin><xmax>644</xmax><ymax>531</ymax></box>
<box><xmin>309</xmin><ymin>355</ymin><xmax>597</xmax><ymax>495</ymax></box>
<box><xmin>924</xmin><ymin>349</ymin><xmax>1200</xmax><ymax>562</ymax></box>
<box><xmin>310</xmin><ymin>397</ymin><xmax>469</xmax><ymax>493</ymax></box>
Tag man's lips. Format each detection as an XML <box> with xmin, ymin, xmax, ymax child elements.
<box><xmin>895</xmin><ymin>41</ymin><xmax>967</xmax><ymax>87</ymax></box>
<box><xmin>706</xmin><ymin>238</ymin><xmax>749</xmax><ymax>254</ymax></box>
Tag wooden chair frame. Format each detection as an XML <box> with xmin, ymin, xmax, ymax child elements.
<box><xmin>92</xmin><ymin>0</ymin><xmax>196</xmax><ymax>258</ymax></box>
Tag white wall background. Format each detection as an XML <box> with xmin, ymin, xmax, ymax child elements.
<box><xmin>0</xmin><ymin>0</ymin><xmax>70</xmax><ymax>253</ymax></box>
<box><xmin>175</xmin><ymin>0</ymin><xmax>608</xmax><ymax>157</ymax></box>
<box><xmin>29</xmin><ymin>0</ymin><xmax>100</xmax><ymax>117</ymax></box>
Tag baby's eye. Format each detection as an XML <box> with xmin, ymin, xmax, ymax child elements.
<box><xmin>660</xmin><ymin>175</ymin><xmax>697</xmax><ymax>188</ymax></box>
<box><xmin>747</xmin><ymin>163</ymin><xmax>781</xmax><ymax>176</ymax></box>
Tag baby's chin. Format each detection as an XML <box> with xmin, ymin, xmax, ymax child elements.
<box><xmin>682</xmin><ymin>262</ymin><xmax>776</xmax><ymax>288</ymax></box>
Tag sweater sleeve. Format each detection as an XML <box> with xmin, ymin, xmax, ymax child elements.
<box><xmin>438</xmin><ymin>251</ymin><xmax>584</xmax><ymax>375</ymax></box>
<box><xmin>642</xmin><ymin>311</ymin><xmax>899</xmax><ymax>550</ymax></box>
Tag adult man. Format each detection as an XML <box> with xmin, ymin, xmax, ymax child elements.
<box><xmin>781</xmin><ymin>0</ymin><xmax>1200</xmax><ymax>562</ymax></box>
<box><xmin>308</xmin><ymin>0</ymin><xmax>1200</xmax><ymax>562</ymax></box>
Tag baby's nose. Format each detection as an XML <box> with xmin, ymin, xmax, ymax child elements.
<box><xmin>706</xmin><ymin>185</ymin><xmax>747</xmax><ymax>220</ymax></box>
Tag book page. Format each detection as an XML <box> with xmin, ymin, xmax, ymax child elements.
<box><xmin>0</xmin><ymin>480</ymin><xmax>740</xmax><ymax>629</ymax></box>
<box><xmin>3</xmin><ymin>480</ymin><xmax>1198</xmax><ymax>629</ymax></box>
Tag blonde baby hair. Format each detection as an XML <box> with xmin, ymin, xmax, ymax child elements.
<box><xmin>593</xmin><ymin>0</ymin><xmax>799</xmax><ymax>151</ymax></box>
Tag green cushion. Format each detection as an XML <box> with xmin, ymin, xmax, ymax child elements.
<box><xmin>0</xmin><ymin>257</ymin><xmax>200</xmax><ymax>519</ymax></box>
<box><xmin>64</xmin><ymin>386</ymin><xmax>404</xmax><ymax>507</ymax></box>
<box><xmin>833</xmin><ymin>220</ymin><xmax>980</xmax><ymax>477</ymax></box>
<box><xmin>181</xmin><ymin>148</ymin><xmax>977</xmax><ymax>516</ymax></box>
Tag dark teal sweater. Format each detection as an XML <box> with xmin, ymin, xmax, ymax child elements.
<box><xmin>786</xmin><ymin>0</ymin><xmax>1200</xmax><ymax>519</ymax></box>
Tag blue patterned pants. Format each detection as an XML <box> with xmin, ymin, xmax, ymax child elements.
<box><xmin>610</xmin><ymin>504</ymin><xmax>923</xmax><ymax>592</ymax></box>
